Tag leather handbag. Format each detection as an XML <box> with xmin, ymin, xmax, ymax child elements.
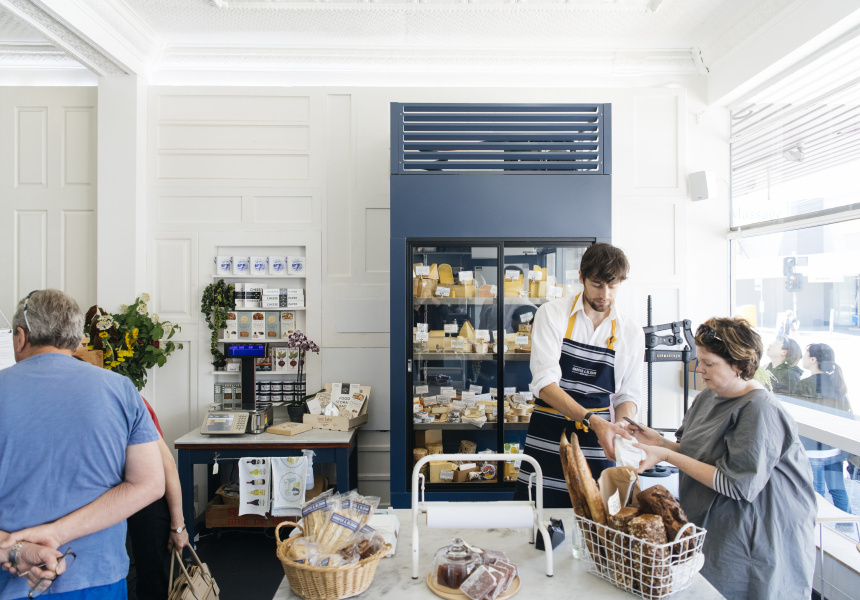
<box><xmin>168</xmin><ymin>546</ymin><xmax>220</xmax><ymax>600</ymax></box>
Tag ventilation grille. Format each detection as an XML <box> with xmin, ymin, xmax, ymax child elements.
<box><xmin>392</xmin><ymin>103</ymin><xmax>608</xmax><ymax>174</ymax></box>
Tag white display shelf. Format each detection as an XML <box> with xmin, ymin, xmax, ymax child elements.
<box><xmin>210</xmin><ymin>370</ymin><xmax>304</xmax><ymax>377</ymax></box>
<box><xmin>217</xmin><ymin>338</ymin><xmax>301</xmax><ymax>343</ymax></box>
<box><xmin>413</xmin><ymin>352</ymin><xmax>531</xmax><ymax>361</ymax></box>
<box><xmin>212</xmin><ymin>274</ymin><xmax>305</xmax><ymax>279</ymax></box>
<box><xmin>412</xmin><ymin>297</ymin><xmax>550</xmax><ymax>306</ymax></box>
<box><xmin>223</xmin><ymin>307</ymin><xmax>306</xmax><ymax>312</ymax></box>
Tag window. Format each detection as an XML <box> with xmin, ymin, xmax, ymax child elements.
<box><xmin>730</xmin><ymin>38</ymin><xmax>860</xmax><ymax>536</ymax></box>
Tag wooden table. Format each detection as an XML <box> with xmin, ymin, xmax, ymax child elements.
<box><xmin>174</xmin><ymin>425</ymin><xmax>358</xmax><ymax>542</ymax></box>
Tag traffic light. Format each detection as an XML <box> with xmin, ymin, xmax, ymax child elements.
<box><xmin>783</xmin><ymin>257</ymin><xmax>803</xmax><ymax>292</ymax></box>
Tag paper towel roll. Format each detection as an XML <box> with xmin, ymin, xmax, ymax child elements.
<box><xmin>426</xmin><ymin>503</ymin><xmax>533</xmax><ymax>530</ymax></box>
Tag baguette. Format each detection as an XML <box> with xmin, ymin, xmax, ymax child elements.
<box><xmin>570</xmin><ymin>432</ymin><xmax>607</xmax><ymax>525</ymax></box>
<box><xmin>559</xmin><ymin>432</ymin><xmax>589</xmax><ymax>519</ymax></box>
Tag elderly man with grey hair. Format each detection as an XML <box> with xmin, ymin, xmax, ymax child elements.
<box><xmin>0</xmin><ymin>289</ymin><xmax>164</xmax><ymax>600</ymax></box>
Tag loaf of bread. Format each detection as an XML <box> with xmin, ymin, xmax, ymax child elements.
<box><xmin>605</xmin><ymin>507</ymin><xmax>640</xmax><ymax>591</ymax></box>
<box><xmin>569</xmin><ymin>432</ymin><xmax>606</xmax><ymax>525</ymax></box>
<box><xmin>559</xmin><ymin>432</ymin><xmax>589</xmax><ymax>519</ymax></box>
<box><xmin>628</xmin><ymin>514</ymin><xmax>671</xmax><ymax>598</ymax></box>
<box><xmin>636</xmin><ymin>485</ymin><xmax>690</xmax><ymax>541</ymax></box>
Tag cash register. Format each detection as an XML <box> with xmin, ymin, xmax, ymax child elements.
<box><xmin>200</xmin><ymin>343</ymin><xmax>274</xmax><ymax>435</ymax></box>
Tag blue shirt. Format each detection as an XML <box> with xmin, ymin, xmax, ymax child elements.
<box><xmin>0</xmin><ymin>353</ymin><xmax>159</xmax><ymax>599</ymax></box>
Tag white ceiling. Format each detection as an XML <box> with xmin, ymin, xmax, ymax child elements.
<box><xmin>0</xmin><ymin>0</ymin><xmax>857</xmax><ymax>97</ymax></box>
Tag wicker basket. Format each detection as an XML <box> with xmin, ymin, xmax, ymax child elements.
<box><xmin>275</xmin><ymin>522</ymin><xmax>391</xmax><ymax>600</ymax></box>
<box><xmin>216</xmin><ymin>485</ymin><xmax>239</xmax><ymax>507</ymax></box>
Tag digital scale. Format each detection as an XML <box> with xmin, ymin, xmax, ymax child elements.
<box><xmin>200</xmin><ymin>343</ymin><xmax>273</xmax><ymax>435</ymax></box>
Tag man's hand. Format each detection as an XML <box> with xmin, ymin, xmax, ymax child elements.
<box><xmin>0</xmin><ymin>526</ymin><xmax>65</xmax><ymax>554</ymax></box>
<box><xmin>590</xmin><ymin>415</ymin><xmax>633</xmax><ymax>462</ymax></box>
<box><xmin>1</xmin><ymin>541</ymin><xmax>63</xmax><ymax>587</ymax></box>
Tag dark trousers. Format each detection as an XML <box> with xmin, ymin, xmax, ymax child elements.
<box><xmin>126</xmin><ymin>497</ymin><xmax>171</xmax><ymax>600</ymax></box>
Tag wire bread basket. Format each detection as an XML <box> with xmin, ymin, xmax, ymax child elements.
<box><xmin>574</xmin><ymin>515</ymin><xmax>706</xmax><ymax>600</ymax></box>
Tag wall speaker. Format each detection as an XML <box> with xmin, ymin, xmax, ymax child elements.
<box><xmin>689</xmin><ymin>171</ymin><xmax>714</xmax><ymax>201</ymax></box>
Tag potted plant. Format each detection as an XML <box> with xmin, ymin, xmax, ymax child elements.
<box><xmin>85</xmin><ymin>294</ymin><xmax>183</xmax><ymax>391</ymax></box>
<box><xmin>284</xmin><ymin>330</ymin><xmax>320</xmax><ymax>422</ymax></box>
<box><xmin>200</xmin><ymin>279</ymin><xmax>236</xmax><ymax>368</ymax></box>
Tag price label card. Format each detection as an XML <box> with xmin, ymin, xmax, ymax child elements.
<box><xmin>550</xmin><ymin>286</ymin><xmax>563</xmax><ymax>298</ymax></box>
<box><xmin>440</xmin><ymin>470</ymin><xmax>455</xmax><ymax>481</ymax></box>
<box><xmin>415</xmin><ymin>385</ymin><xmax>429</xmax><ymax>395</ymax></box>
<box><xmin>413</xmin><ymin>403</ymin><xmax>420</xmax><ymax>414</ymax></box>
<box><xmin>475</xmin><ymin>393</ymin><xmax>491</xmax><ymax>401</ymax></box>
<box><xmin>476</xmin><ymin>329</ymin><xmax>490</xmax><ymax>341</ymax></box>
<box><xmin>515</xmin><ymin>335</ymin><xmax>529</xmax><ymax>345</ymax></box>
<box><xmin>521</xmin><ymin>391</ymin><xmax>533</xmax><ymax>400</ymax></box>
<box><xmin>436</xmin><ymin>287</ymin><xmax>450</xmax><ymax>297</ymax></box>
<box><xmin>417</xmin><ymin>323</ymin><xmax>429</xmax><ymax>333</ymax></box>
<box><xmin>490</xmin><ymin>285</ymin><xmax>498</xmax><ymax>296</ymax></box>
<box><xmin>415</xmin><ymin>266</ymin><xmax>430</xmax><ymax>276</ymax></box>
<box><xmin>425</xmin><ymin>396</ymin><xmax>439</xmax><ymax>406</ymax></box>
<box><xmin>528</xmin><ymin>270</ymin><xmax>542</xmax><ymax>281</ymax></box>
<box><xmin>491</xmin><ymin>330</ymin><xmax>499</xmax><ymax>342</ymax></box>
<box><xmin>504</xmin><ymin>387</ymin><xmax>517</xmax><ymax>395</ymax></box>
<box><xmin>469</xmin><ymin>384</ymin><xmax>483</xmax><ymax>393</ymax></box>
<box><xmin>451</xmin><ymin>339</ymin><xmax>465</xmax><ymax>350</ymax></box>
<box><xmin>440</xmin><ymin>387</ymin><xmax>457</xmax><ymax>398</ymax></box>
<box><xmin>463</xmin><ymin>398</ymin><xmax>478</xmax><ymax>408</ymax></box>
<box><xmin>461</xmin><ymin>391</ymin><xmax>476</xmax><ymax>401</ymax></box>
<box><xmin>444</xmin><ymin>323</ymin><xmax>458</xmax><ymax>334</ymax></box>
<box><xmin>458</xmin><ymin>271</ymin><xmax>473</xmax><ymax>282</ymax></box>
<box><xmin>505</xmin><ymin>270</ymin><xmax>520</xmax><ymax>280</ymax></box>
<box><xmin>416</xmin><ymin>331</ymin><xmax>429</xmax><ymax>342</ymax></box>
<box><xmin>452</xmin><ymin>400</ymin><xmax>466</xmax><ymax>411</ymax></box>
<box><xmin>489</xmin><ymin>387</ymin><xmax>498</xmax><ymax>397</ymax></box>
<box><xmin>520</xmin><ymin>312</ymin><xmax>534</xmax><ymax>323</ymax></box>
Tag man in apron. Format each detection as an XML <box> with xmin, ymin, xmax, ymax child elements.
<box><xmin>514</xmin><ymin>243</ymin><xmax>644</xmax><ymax>507</ymax></box>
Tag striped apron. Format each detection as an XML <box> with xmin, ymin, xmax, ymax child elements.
<box><xmin>514</xmin><ymin>295</ymin><xmax>617</xmax><ymax>507</ymax></box>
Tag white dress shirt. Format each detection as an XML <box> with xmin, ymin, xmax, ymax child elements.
<box><xmin>529</xmin><ymin>293</ymin><xmax>644</xmax><ymax>412</ymax></box>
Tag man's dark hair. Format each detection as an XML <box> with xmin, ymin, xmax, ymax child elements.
<box><xmin>579</xmin><ymin>243</ymin><xmax>629</xmax><ymax>284</ymax></box>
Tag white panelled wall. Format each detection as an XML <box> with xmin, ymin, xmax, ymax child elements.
<box><xmin>0</xmin><ymin>81</ymin><xmax>730</xmax><ymax>511</ymax></box>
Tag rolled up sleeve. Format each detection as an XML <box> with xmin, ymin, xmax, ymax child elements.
<box><xmin>611</xmin><ymin>321</ymin><xmax>644</xmax><ymax>413</ymax></box>
<box><xmin>529</xmin><ymin>301</ymin><xmax>566</xmax><ymax>398</ymax></box>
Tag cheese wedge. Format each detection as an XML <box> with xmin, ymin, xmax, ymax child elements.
<box><xmin>438</xmin><ymin>264</ymin><xmax>455</xmax><ymax>285</ymax></box>
<box><xmin>450</xmin><ymin>284</ymin><xmax>476</xmax><ymax>298</ymax></box>
<box><xmin>459</xmin><ymin>320</ymin><xmax>476</xmax><ymax>339</ymax></box>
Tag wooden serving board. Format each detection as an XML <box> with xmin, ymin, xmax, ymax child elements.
<box><xmin>267</xmin><ymin>421</ymin><xmax>312</xmax><ymax>436</ymax></box>
<box><xmin>425</xmin><ymin>573</ymin><xmax>520</xmax><ymax>600</ymax></box>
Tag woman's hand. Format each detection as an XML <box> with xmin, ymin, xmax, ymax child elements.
<box><xmin>625</xmin><ymin>420</ymin><xmax>667</xmax><ymax>448</ymax></box>
<box><xmin>633</xmin><ymin>442</ymin><xmax>669</xmax><ymax>474</ymax></box>
<box><xmin>168</xmin><ymin>529</ymin><xmax>190</xmax><ymax>553</ymax></box>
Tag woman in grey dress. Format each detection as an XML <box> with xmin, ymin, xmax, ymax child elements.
<box><xmin>630</xmin><ymin>317</ymin><xmax>816</xmax><ymax>600</ymax></box>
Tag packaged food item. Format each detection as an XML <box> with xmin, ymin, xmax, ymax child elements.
<box><xmin>433</xmin><ymin>538</ymin><xmax>482</xmax><ymax>589</ymax></box>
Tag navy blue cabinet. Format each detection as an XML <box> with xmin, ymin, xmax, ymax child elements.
<box><xmin>390</xmin><ymin>103</ymin><xmax>612</xmax><ymax>507</ymax></box>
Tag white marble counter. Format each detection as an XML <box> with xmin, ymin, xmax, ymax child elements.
<box><xmin>174</xmin><ymin>424</ymin><xmax>355</xmax><ymax>447</ymax></box>
<box><xmin>272</xmin><ymin>509</ymin><xmax>724</xmax><ymax>599</ymax></box>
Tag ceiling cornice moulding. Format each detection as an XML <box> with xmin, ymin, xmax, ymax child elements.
<box><xmin>208</xmin><ymin>0</ymin><xmax>664</xmax><ymax>9</ymax></box>
<box><xmin>0</xmin><ymin>41</ymin><xmax>88</xmax><ymax>68</ymax></box>
<box><xmin>159</xmin><ymin>44</ymin><xmax>699</xmax><ymax>75</ymax></box>
<box><xmin>0</xmin><ymin>0</ymin><xmax>126</xmax><ymax>75</ymax></box>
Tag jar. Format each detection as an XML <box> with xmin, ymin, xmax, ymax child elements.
<box><xmin>270</xmin><ymin>382</ymin><xmax>283</xmax><ymax>393</ymax></box>
<box><xmin>433</xmin><ymin>538</ymin><xmax>482</xmax><ymax>589</ymax></box>
<box><xmin>270</xmin><ymin>394</ymin><xmax>283</xmax><ymax>402</ymax></box>
<box><xmin>259</xmin><ymin>383</ymin><xmax>271</xmax><ymax>392</ymax></box>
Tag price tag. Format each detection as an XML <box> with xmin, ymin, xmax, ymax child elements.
<box><xmin>476</xmin><ymin>329</ymin><xmax>490</xmax><ymax>341</ymax></box>
<box><xmin>416</xmin><ymin>265</ymin><xmax>430</xmax><ymax>276</ymax></box>
<box><xmin>608</xmin><ymin>490</ymin><xmax>622</xmax><ymax>516</ymax></box>
<box><xmin>416</xmin><ymin>385</ymin><xmax>429</xmax><ymax>395</ymax></box>
<box><xmin>417</xmin><ymin>323</ymin><xmax>429</xmax><ymax>333</ymax></box>
<box><xmin>416</xmin><ymin>331</ymin><xmax>429</xmax><ymax>342</ymax></box>
<box><xmin>520</xmin><ymin>312</ymin><xmax>534</xmax><ymax>323</ymax></box>
<box><xmin>490</xmin><ymin>285</ymin><xmax>497</xmax><ymax>296</ymax></box>
<box><xmin>521</xmin><ymin>391</ymin><xmax>533</xmax><ymax>400</ymax></box>
<box><xmin>461</xmin><ymin>391</ymin><xmax>476</xmax><ymax>401</ymax></box>
<box><xmin>515</xmin><ymin>335</ymin><xmax>529</xmax><ymax>346</ymax></box>
<box><xmin>475</xmin><ymin>393</ymin><xmax>491</xmax><ymax>401</ymax></box>
<box><xmin>491</xmin><ymin>330</ymin><xmax>499</xmax><ymax>342</ymax></box>
<box><xmin>440</xmin><ymin>387</ymin><xmax>457</xmax><ymax>398</ymax></box>
<box><xmin>489</xmin><ymin>387</ymin><xmax>498</xmax><ymax>397</ymax></box>
<box><xmin>413</xmin><ymin>404</ymin><xmax>420</xmax><ymax>414</ymax></box>
<box><xmin>452</xmin><ymin>400</ymin><xmax>466</xmax><ymax>411</ymax></box>
<box><xmin>440</xmin><ymin>470</ymin><xmax>455</xmax><ymax>481</ymax></box>
<box><xmin>550</xmin><ymin>286</ymin><xmax>563</xmax><ymax>298</ymax></box>
<box><xmin>444</xmin><ymin>323</ymin><xmax>458</xmax><ymax>334</ymax></box>
<box><xmin>458</xmin><ymin>271</ymin><xmax>473</xmax><ymax>282</ymax></box>
<box><xmin>504</xmin><ymin>387</ymin><xmax>517</xmax><ymax>395</ymax></box>
<box><xmin>505</xmin><ymin>270</ymin><xmax>520</xmax><ymax>280</ymax></box>
<box><xmin>528</xmin><ymin>270</ymin><xmax>542</xmax><ymax>281</ymax></box>
<box><xmin>451</xmin><ymin>339</ymin><xmax>465</xmax><ymax>349</ymax></box>
<box><xmin>436</xmin><ymin>287</ymin><xmax>450</xmax><ymax>297</ymax></box>
<box><xmin>469</xmin><ymin>384</ymin><xmax>483</xmax><ymax>393</ymax></box>
<box><xmin>424</xmin><ymin>396</ymin><xmax>439</xmax><ymax>406</ymax></box>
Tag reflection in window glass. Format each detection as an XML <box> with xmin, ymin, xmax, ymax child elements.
<box><xmin>732</xmin><ymin>221</ymin><xmax>860</xmax><ymax>527</ymax></box>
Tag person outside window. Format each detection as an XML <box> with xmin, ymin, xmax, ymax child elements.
<box><xmin>764</xmin><ymin>335</ymin><xmax>802</xmax><ymax>395</ymax></box>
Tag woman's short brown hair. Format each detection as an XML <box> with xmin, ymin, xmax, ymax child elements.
<box><xmin>695</xmin><ymin>317</ymin><xmax>763</xmax><ymax>380</ymax></box>
<box><xmin>579</xmin><ymin>243</ymin><xmax>629</xmax><ymax>284</ymax></box>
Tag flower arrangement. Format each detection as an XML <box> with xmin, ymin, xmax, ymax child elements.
<box><xmin>285</xmin><ymin>330</ymin><xmax>320</xmax><ymax>406</ymax></box>
<box><xmin>85</xmin><ymin>294</ymin><xmax>183</xmax><ymax>391</ymax></box>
